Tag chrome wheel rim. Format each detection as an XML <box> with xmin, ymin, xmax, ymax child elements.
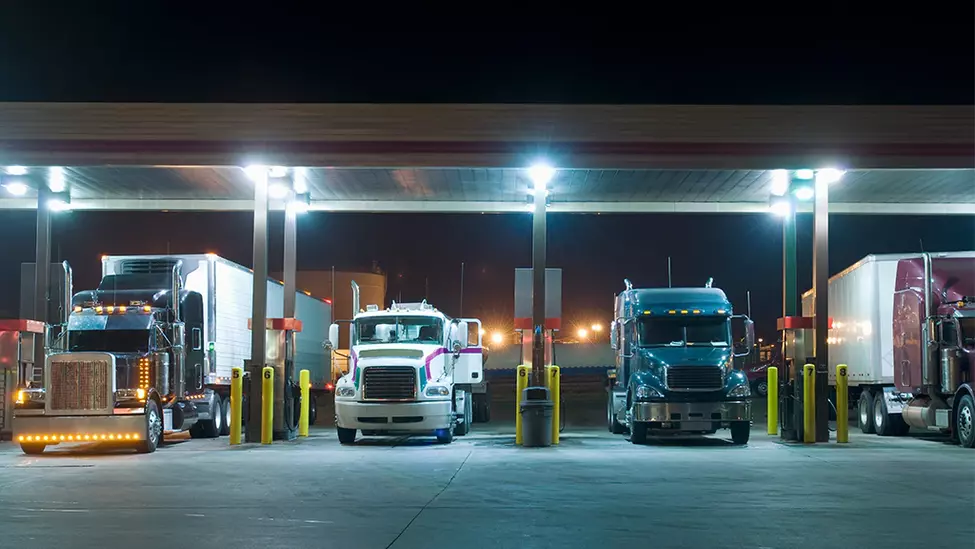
<box><xmin>859</xmin><ymin>398</ymin><xmax>870</xmax><ymax>426</ymax></box>
<box><xmin>757</xmin><ymin>381</ymin><xmax>768</xmax><ymax>396</ymax></box>
<box><xmin>147</xmin><ymin>406</ymin><xmax>163</xmax><ymax>445</ymax></box>
<box><xmin>224</xmin><ymin>399</ymin><xmax>232</xmax><ymax>430</ymax></box>
<box><xmin>874</xmin><ymin>398</ymin><xmax>885</xmax><ymax>430</ymax></box>
<box><xmin>213</xmin><ymin>399</ymin><xmax>223</xmax><ymax>433</ymax></box>
<box><xmin>959</xmin><ymin>403</ymin><xmax>973</xmax><ymax>443</ymax></box>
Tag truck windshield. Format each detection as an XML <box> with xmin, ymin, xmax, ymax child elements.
<box><xmin>355</xmin><ymin>316</ymin><xmax>444</xmax><ymax>346</ymax></box>
<box><xmin>68</xmin><ymin>329</ymin><xmax>150</xmax><ymax>353</ymax></box>
<box><xmin>638</xmin><ymin>317</ymin><xmax>730</xmax><ymax>347</ymax></box>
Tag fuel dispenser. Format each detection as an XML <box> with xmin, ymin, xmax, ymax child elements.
<box><xmin>777</xmin><ymin>316</ymin><xmax>830</xmax><ymax>442</ymax></box>
<box><xmin>249</xmin><ymin>317</ymin><xmax>303</xmax><ymax>441</ymax></box>
<box><xmin>0</xmin><ymin>320</ymin><xmax>45</xmax><ymax>441</ymax></box>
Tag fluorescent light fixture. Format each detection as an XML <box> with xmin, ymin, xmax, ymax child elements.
<box><xmin>527</xmin><ymin>162</ymin><xmax>556</xmax><ymax>191</ymax></box>
<box><xmin>268</xmin><ymin>166</ymin><xmax>289</xmax><ymax>178</ymax></box>
<box><xmin>794</xmin><ymin>185</ymin><xmax>815</xmax><ymax>201</ymax></box>
<box><xmin>5</xmin><ymin>166</ymin><xmax>28</xmax><ymax>176</ymax></box>
<box><xmin>816</xmin><ymin>168</ymin><xmax>845</xmax><ymax>185</ymax></box>
<box><xmin>3</xmin><ymin>181</ymin><xmax>28</xmax><ymax>196</ymax></box>
<box><xmin>268</xmin><ymin>181</ymin><xmax>291</xmax><ymax>200</ymax></box>
<box><xmin>48</xmin><ymin>194</ymin><xmax>72</xmax><ymax>211</ymax></box>
<box><xmin>794</xmin><ymin>169</ymin><xmax>815</xmax><ymax>180</ymax></box>
<box><xmin>48</xmin><ymin>167</ymin><xmax>66</xmax><ymax>192</ymax></box>
<box><xmin>770</xmin><ymin>169</ymin><xmax>789</xmax><ymax>196</ymax></box>
<box><xmin>287</xmin><ymin>192</ymin><xmax>311</xmax><ymax>215</ymax></box>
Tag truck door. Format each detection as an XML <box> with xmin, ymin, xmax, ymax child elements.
<box><xmin>452</xmin><ymin>319</ymin><xmax>483</xmax><ymax>385</ymax></box>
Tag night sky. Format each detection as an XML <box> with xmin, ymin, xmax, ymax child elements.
<box><xmin>0</xmin><ymin>9</ymin><xmax>972</xmax><ymax>338</ymax></box>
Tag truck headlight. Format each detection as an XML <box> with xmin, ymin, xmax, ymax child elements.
<box><xmin>115</xmin><ymin>388</ymin><xmax>146</xmax><ymax>401</ymax></box>
<box><xmin>635</xmin><ymin>385</ymin><xmax>664</xmax><ymax>400</ymax></box>
<box><xmin>15</xmin><ymin>388</ymin><xmax>45</xmax><ymax>406</ymax></box>
<box><xmin>335</xmin><ymin>386</ymin><xmax>356</xmax><ymax>398</ymax></box>
<box><xmin>728</xmin><ymin>384</ymin><xmax>751</xmax><ymax>398</ymax></box>
<box><xmin>425</xmin><ymin>385</ymin><xmax>450</xmax><ymax>397</ymax></box>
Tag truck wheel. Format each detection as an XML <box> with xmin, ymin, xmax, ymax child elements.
<box><xmin>956</xmin><ymin>394</ymin><xmax>975</xmax><ymax>448</ymax></box>
<box><xmin>336</xmin><ymin>426</ymin><xmax>357</xmax><ymax>445</ymax></box>
<box><xmin>858</xmin><ymin>390</ymin><xmax>876</xmax><ymax>434</ymax></box>
<box><xmin>136</xmin><ymin>400</ymin><xmax>163</xmax><ymax>454</ymax></box>
<box><xmin>873</xmin><ymin>393</ymin><xmax>907</xmax><ymax>436</ymax></box>
<box><xmin>219</xmin><ymin>395</ymin><xmax>231</xmax><ymax>436</ymax></box>
<box><xmin>754</xmin><ymin>379</ymin><xmax>769</xmax><ymax>398</ymax></box>
<box><xmin>190</xmin><ymin>395</ymin><xmax>222</xmax><ymax>439</ymax></box>
<box><xmin>607</xmin><ymin>394</ymin><xmax>625</xmax><ymax>434</ymax></box>
<box><xmin>310</xmin><ymin>394</ymin><xmax>319</xmax><ymax>426</ymax></box>
<box><xmin>731</xmin><ymin>422</ymin><xmax>750</xmax><ymax>445</ymax></box>
<box><xmin>436</xmin><ymin>428</ymin><xmax>454</xmax><ymax>444</ymax></box>
<box><xmin>630</xmin><ymin>420</ymin><xmax>647</xmax><ymax>444</ymax></box>
<box><xmin>20</xmin><ymin>443</ymin><xmax>46</xmax><ymax>455</ymax></box>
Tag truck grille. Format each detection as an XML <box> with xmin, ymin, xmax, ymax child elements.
<box><xmin>362</xmin><ymin>366</ymin><xmax>417</xmax><ymax>401</ymax></box>
<box><xmin>50</xmin><ymin>360</ymin><xmax>112</xmax><ymax>411</ymax></box>
<box><xmin>666</xmin><ymin>366</ymin><xmax>723</xmax><ymax>391</ymax></box>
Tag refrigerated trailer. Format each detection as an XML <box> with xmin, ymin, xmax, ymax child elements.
<box><xmin>13</xmin><ymin>254</ymin><xmax>330</xmax><ymax>454</ymax></box>
<box><xmin>802</xmin><ymin>252</ymin><xmax>975</xmax><ymax>447</ymax></box>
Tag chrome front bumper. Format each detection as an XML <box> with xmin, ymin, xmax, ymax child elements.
<box><xmin>335</xmin><ymin>399</ymin><xmax>453</xmax><ymax>431</ymax></box>
<box><xmin>632</xmin><ymin>400</ymin><xmax>751</xmax><ymax>424</ymax></box>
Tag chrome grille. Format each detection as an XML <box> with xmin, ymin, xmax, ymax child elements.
<box><xmin>363</xmin><ymin>366</ymin><xmax>417</xmax><ymax>401</ymax></box>
<box><xmin>666</xmin><ymin>366</ymin><xmax>723</xmax><ymax>391</ymax></box>
<box><xmin>50</xmin><ymin>360</ymin><xmax>112</xmax><ymax>411</ymax></box>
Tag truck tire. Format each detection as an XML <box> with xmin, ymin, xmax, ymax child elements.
<box><xmin>731</xmin><ymin>422</ymin><xmax>750</xmax><ymax>445</ymax></box>
<box><xmin>607</xmin><ymin>394</ymin><xmax>625</xmax><ymax>434</ymax></box>
<box><xmin>436</xmin><ymin>428</ymin><xmax>454</xmax><ymax>444</ymax></box>
<box><xmin>754</xmin><ymin>379</ymin><xmax>769</xmax><ymax>398</ymax></box>
<box><xmin>136</xmin><ymin>400</ymin><xmax>163</xmax><ymax>454</ymax></box>
<box><xmin>455</xmin><ymin>395</ymin><xmax>472</xmax><ymax>436</ymax></box>
<box><xmin>956</xmin><ymin>393</ymin><xmax>974</xmax><ymax>448</ymax></box>
<box><xmin>630</xmin><ymin>421</ymin><xmax>647</xmax><ymax>444</ymax></box>
<box><xmin>219</xmin><ymin>395</ymin><xmax>231</xmax><ymax>436</ymax></box>
<box><xmin>20</xmin><ymin>443</ymin><xmax>46</xmax><ymax>455</ymax></box>
<box><xmin>190</xmin><ymin>395</ymin><xmax>222</xmax><ymax>439</ymax></box>
<box><xmin>858</xmin><ymin>390</ymin><xmax>876</xmax><ymax>434</ymax></box>
<box><xmin>873</xmin><ymin>393</ymin><xmax>908</xmax><ymax>436</ymax></box>
<box><xmin>336</xmin><ymin>426</ymin><xmax>357</xmax><ymax>444</ymax></box>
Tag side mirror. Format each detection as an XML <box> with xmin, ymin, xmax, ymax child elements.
<box><xmin>452</xmin><ymin>321</ymin><xmax>469</xmax><ymax>353</ymax></box>
<box><xmin>327</xmin><ymin>323</ymin><xmax>340</xmax><ymax>350</ymax></box>
<box><xmin>731</xmin><ymin>316</ymin><xmax>754</xmax><ymax>357</ymax></box>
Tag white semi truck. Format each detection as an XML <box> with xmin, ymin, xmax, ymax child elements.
<box><xmin>13</xmin><ymin>254</ymin><xmax>330</xmax><ymax>454</ymax></box>
<box><xmin>330</xmin><ymin>290</ymin><xmax>483</xmax><ymax>444</ymax></box>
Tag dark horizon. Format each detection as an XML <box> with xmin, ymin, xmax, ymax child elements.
<box><xmin>2</xmin><ymin>210</ymin><xmax>972</xmax><ymax>340</ymax></box>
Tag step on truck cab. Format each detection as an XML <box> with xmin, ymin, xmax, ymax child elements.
<box><xmin>330</xmin><ymin>298</ymin><xmax>482</xmax><ymax>444</ymax></box>
<box><xmin>607</xmin><ymin>281</ymin><xmax>755</xmax><ymax>444</ymax></box>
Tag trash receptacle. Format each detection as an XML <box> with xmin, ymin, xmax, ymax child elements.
<box><xmin>520</xmin><ymin>387</ymin><xmax>553</xmax><ymax>447</ymax></box>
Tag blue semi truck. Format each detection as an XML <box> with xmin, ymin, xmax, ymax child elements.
<box><xmin>606</xmin><ymin>281</ymin><xmax>755</xmax><ymax>444</ymax></box>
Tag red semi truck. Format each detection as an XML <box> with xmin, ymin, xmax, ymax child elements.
<box><xmin>803</xmin><ymin>252</ymin><xmax>974</xmax><ymax>448</ymax></box>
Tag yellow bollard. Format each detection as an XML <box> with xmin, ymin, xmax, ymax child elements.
<box><xmin>546</xmin><ymin>365</ymin><xmax>561</xmax><ymax>445</ymax></box>
<box><xmin>836</xmin><ymin>365</ymin><xmax>849</xmax><ymax>443</ymax></box>
<box><xmin>299</xmin><ymin>369</ymin><xmax>310</xmax><ymax>437</ymax></box>
<box><xmin>515</xmin><ymin>365</ymin><xmax>530</xmax><ymax>445</ymax></box>
<box><xmin>261</xmin><ymin>366</ymin><xmax>274</xmax><ymax>445</ymax></box>
<box><xmin>803</xmin><ymin>363</ymin><xmax>815</xmax><ymax>443</ymax></box>
<box><xmin>767</xmin><ymin>366</ymin><xmax>778</xmax><ymax>436</ymax></box>
<box><xmin>229</xmin><ymin>367</ymin><xmax>243</xmax><ymax>445</ymax></box>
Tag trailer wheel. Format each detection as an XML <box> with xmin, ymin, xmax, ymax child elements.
<box><xmin>607</xmin><ymin>393</ymin><xmax>625</xmax><ymax>434</ymax></box>
<box><xmin>956</xmin><ymin>394</ymin><xmax>975</xmax><ymax>449</ymax></box>
<box><xmin>731</xmin><ymin>422</ymin><xmax>750</xmax><ymax>445</ymax></box>
<box><xmin>858</xmin><ymin>390</ymin><xmax>875</xmax><ymax>434</ymax></box>
<box><xmin>308</xmin><ymin>394</ymin><xmax>318</xmax><ymax>426</ymax></box>
<box><xmin>190</xmin><ymin>395</ymin><xmax>222</xmax><ymax>438</ymax></box>
<box><xmin>20</xmin><ymin>443</ymin><xmax>46</xmax><ymax>455</ymax></box>
<box><xmin>136</xmin><ymin>400</ymin><xmax>163</xmax><ymax>454</ymax></box>
<box><xmin>336</xmin><ymin>426</ymin><xmax>357</xmax><ymax>445</ymax></box>
<box><xmin>219</xmin><ymin>395</ymin><xmax>231</xmax><ymax>436</ymax></box>
<box><xmin>873</xmin><ymin>393</ymin><xmax>907</xmax><ymax>436</ymax></box>
<box><xmin>754</xmin><ymin>379</ymin><xmax>769</xmax><ymax>398</ymax></box>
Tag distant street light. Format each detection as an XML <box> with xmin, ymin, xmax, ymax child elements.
<box><xmin>490</xmin><ymin>331</ymin><xmax>504</xmax><ymax>346</ymax></box>
<box><xmin>758</xmin><ymin>337</ymin><xmax>764</xmax><ymax>343</ymax></box>
<box><xmin>577</xmin><ymin>328</ymin><xmax>589</xmax><ymax>340</ymax></box>
<box><xmin>591</xmin><ymin>323</ymin><xmax>603</xmax><ymax>332</ymax></box>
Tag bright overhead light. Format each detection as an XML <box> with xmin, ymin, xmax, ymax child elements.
<box><xmin>591</xmin><ymin>323</ymin><xmax>603</xmax><ymax>332</ymax></box>
<box><xmin>268</xmin><ymin>166</ymin><xmax>288</xmax><ymax>178</ymax></box>
<box><xmin>527</xmin><ymin>162</ymin><xmax>556</xmax><ymax>191</ymax></box>
<box><xmin>3</xmin><ymin>181</ymin><xmax>28</xmax><ymax>196</ymax></box>
<box><xmin>770</xmin><ymin>169</ymin><xmax>789</xmax><ymax>196</ymax></box>
<box><xmin>243</xmin><ymin>165</ymin><xmax>268</xmax><ymax>182</ymax></box>
<box><xmin>769</xmin><ymin>198</ymin><xmax>792</xmax><ymax>217</ymax></box>
<box><xmin>490</xmin><ymin>332</ymin><xmax>504</xmax><ymax>345</ymax></box>
<box><xmin>268</xmin><ymin>181</ymin><xmax>291</xmax><ymax>200</ymax></box>
<box><xmin>293</xmin><ymin>167</ymin><xmax>308</xmax><ymax>194</ymax></box>
<box><xmin>48</xmin><ymin>197</ymin><xmax>71</xmax><ymax>212</ymax></box>
<box><xmin>48</xmin><ymin>167</ymin><xmax>66</xmax><ymax>192</ymax></box>
<box><xmin>794</xmin><ymin>169</ymin><xmax>815</xmax><ymax>180</ymax></box>
<box><xmin>794</xmin><ymin>186</ymin><xmax>815</xmax><ymax>201</ymax></box>
<box><xmin>816</xmin><ymin>168</ymin><xmax>845</xmax><ymax>185</ymax></box>
<box><xmin>5</xmin><ymin>166</ymin><xmax>28</xmax><ymax>176</ymax></box>
<box><xmin>577</xmin><ymin>328</ymin><xmax>589</xmax><ymax>339</ymax></box>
